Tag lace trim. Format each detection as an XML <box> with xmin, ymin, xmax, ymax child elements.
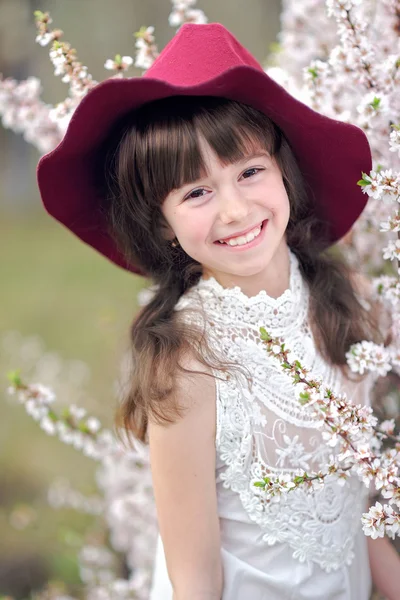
<box><xmin>192</xmin><ymin>250</ymin><xmax>306</xmax><ymax>335</ymax></box>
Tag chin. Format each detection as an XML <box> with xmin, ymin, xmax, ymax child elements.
<box><xmin>226</xmin><ymin>264</ymin><xmax>269</xmax><ymax>278</ymax></box>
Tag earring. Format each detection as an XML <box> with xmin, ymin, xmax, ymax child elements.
<box><xmin>171</xmin><ymin>238</ymin><xmax>179</xmax><ymax>248</ymax></box>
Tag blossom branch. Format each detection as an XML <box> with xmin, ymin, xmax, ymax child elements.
<box><xmin>34</xmin><ymin>10</ymin><xmax>97</xmax><ymax>95</ymax></box>
<box><xmin>0</xmin><ymin>75</ymin><xmax>62</xmax><ymax>153</ymax></box>
<box><xmin>326</xmin><ymin>0</ymin><xmax>376</xmax><ymax>90</ymax></box>
<box><xmin>254</xmin><ymin>328</ymin><xmax>400</xmax><ymax>538</ymax></box>
<box><xmin>6</xmin><ymin>370</ymin><xmax>119</xmax><ymax>460</ymax></box>
<box><xmin>169</xmin><ymin>0</ymin><xmax>208</xmax><ymax>28</ymax></box>
<box><xmin>133</xmin><ymin>26</ymin><xmax>159</xmax><ymax>72</ymax></box>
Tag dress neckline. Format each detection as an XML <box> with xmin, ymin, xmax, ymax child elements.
<box><xmin>182</xmin><ymin>249</ymin><xmax>308</xmax><ymax>334</ymax></box>
<box><xmin>196</xmin><ymin>249</ymin><xmax>300</xmax><ymax>304</ymax></box>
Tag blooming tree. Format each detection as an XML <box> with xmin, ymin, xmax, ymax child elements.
<box><xmin>2</xmin><ymin>0</ymin><xmax>400</xmax><ymax>597</ymax></box>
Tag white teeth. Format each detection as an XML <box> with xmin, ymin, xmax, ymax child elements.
<box><xmin>219</xmin><ymin>224</ymin><xmax>262</xmax><ymax>247</ymax></box>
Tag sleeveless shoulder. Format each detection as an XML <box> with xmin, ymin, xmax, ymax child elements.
<box><xmin>174</xmin><ymin>250</ymin><xmax>374</xmax><ymax>573</ymax></box>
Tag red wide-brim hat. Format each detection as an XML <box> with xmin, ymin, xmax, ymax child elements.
<box><xmin>37</xmin><ymin>22</ymin><xmax>372</xmax><ymax>275</ymax></box>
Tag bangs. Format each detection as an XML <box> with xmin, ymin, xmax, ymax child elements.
<box><xmin>130</xmin><ymin>96</ymin><xmax>281</xmax><ymax>205</ymax></box>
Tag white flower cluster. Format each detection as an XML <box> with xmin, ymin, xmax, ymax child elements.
<box><xmin>96</xmin><ymin>448</ymin><xmax>158</xmax><ymax>574</ymax></box>
<box><xmin>48</xmin><ymin>477</ymin><xmax>104</xmax><ymax>515</ymax></box>
<box><xmin>325</xmin><ymin>0</ymin><xmax>363</xmax><ymax>19</ymax></box>
<box><xmin>35</xmin><ymin>11</ymin><xmax>97</xmax><ymax>133</ymax></box>
<box><xmin>134</xmin><ymin>26</ymin><xmax>159</xmax><ymax>71</ymax></box>
<box><xmin>390</xmin><ymin>128</ymin><xmax>400</xmax><ymax>158</ymax></box>
<box><xmin>1</xmin><ymin>331</ymin><xmax>93</xmax><ymax>413</ymax></box>
<box><xmin>79</xmin><ymin>544</ymin><xmax>117</xmax><ymax>586</ymax></box>
<box><xmin>372</xmin><ymin>275</ymin><xmax>400</xmax><ymax>306</ymax></box>
<box><xmin>360</xmin><ymin>169</ymin><xmax>400</xmax><ymax>204</ymax></box>
<box><xmin>362</xmin><ymin>501</ymin><xmax>400</xmax><ymax>540</ymax></box>
<box><xmin>104</xmin><ymin>55</ymin><xmax>134</xmax><ymax>73</ymax></box>
<box><xmin>272</xmin><ymin>0</ymin><xmax>339</xmax><ymax>78</ymax></box>
<box><xmin>345</xmin><ymin>340</ymin><xmax>392</xmax><ymax>376</ymax></box>
<box><xmin>383</xmin><ymin>239</ymin><xmax>400</xmax><ymax>263</ymax></box>
<box><xmin>35</xmin><ymin>12</ymin><xmax>96</xmax><ymax>97</ymax></box>
<box><xmin>271</xmin><ymin>0</ymin><xmax>400</xmax><ymax>274</ymax></box>
<box><xmin>169</xmin><ymin>0</ymin><xmax>208</xmax><ymax>28</ymax></box>
<box><xmin>0</xmin><ymin>76</ymin><xmax>62</xmax><ymax>153</ymax></box>
<box><xmin>87</xmin><ymin>570</ymin><xmax>151</xmax><ymax>600</ymax></box>
<box><xmin>4</xmin><ymin>313</ymin><xmax>158</xmax><ymax>598</ymax></box>
<box><xmin>7</xmin><ymin>379</ymin><xmax>118</xmax><ymax>459</ymax></box>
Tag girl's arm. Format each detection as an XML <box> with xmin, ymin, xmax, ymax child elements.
<box><xmin>148</xmin><ymin>353</ymin><xmax>223</xmax><ymax>600</ymax></box>
<box><xmin>367</xmin><ymin>535</ymin><xmax>400</xmax><ymax>599</ymax></box>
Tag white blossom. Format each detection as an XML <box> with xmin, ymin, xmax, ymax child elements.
<box><xmin>379</xmin><ymin>419</ymin><xmax>395</xmax><ymax>435</ymax></box>
<box><xmin>104</xmin><ymin>56</ymin><xmax>133</xmax><ymax>72</ymax></box>
<box><xmin>87</xmin><ymin>416</ymin><xmax>101</xmax><ymax>433</ymax></box>
<box><xmin>362</xmin><ymin>502</ymin><xmax>386</xmax><ymax>538</ymax></box>
<box><xmin>169</xmin><ymin>0</ymin><xmax>208</xmax><ymax>27</ymax></box>
<box><xmin>389</xmin><ymin>129</ymin><xmax>400</xmax><ymax>158</ymax></box>
<box><xmin>345</xmin><ymin>340</ymin><xmax>392</xmax><ymax>376</ymax></box>
<box><xmin>383</xmin><ymin>239</ymin><xmax>400</xmax><ymax>262</ymax></box>
<box><xmin>35</xmin><ymin>32</ymin><xmax>54</xmax><ymax>46</ymax></box>
<box><xmin>40</xmin><ymin>416</ymin><xmax>57</xmax><ymax>435</ymax></box>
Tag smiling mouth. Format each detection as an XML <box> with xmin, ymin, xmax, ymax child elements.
<box><xmin>215</xmin><ymin>220</ymin><xmax>267</xmax><ymax>246</ymax></box>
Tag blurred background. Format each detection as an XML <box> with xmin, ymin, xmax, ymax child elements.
<box><xmin>0</xmin><ymin>1</ymin><xmax>281</xmax><ymax>597</ymax></box>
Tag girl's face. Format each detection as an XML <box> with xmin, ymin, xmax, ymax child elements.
<box><xmin>161</xmin><ymin>137</ymin><xmax>291</xmax><ymax>296</ymax></box>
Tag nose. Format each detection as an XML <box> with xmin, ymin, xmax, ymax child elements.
<box><xmin>218</xmin><ymin>186</ymin><xmax>249</xmax><ymax>224</ymax></box>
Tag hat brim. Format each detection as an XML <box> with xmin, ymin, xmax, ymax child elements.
<box><xmin>37</xmin><ymin>65</ymin><xmax>372</xmax><ymax>275</ymax></box>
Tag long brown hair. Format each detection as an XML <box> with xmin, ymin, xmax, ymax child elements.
<box><xmin>97</xmin><ymin>95</ymin><xmax>384</xmax><ymax>444</ymax></box>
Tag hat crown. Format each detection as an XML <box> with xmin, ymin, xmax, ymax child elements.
<box><xmin>144</xmin><ymin>23</ymin><xmax>263</xmax><ymax>86</ymax></box>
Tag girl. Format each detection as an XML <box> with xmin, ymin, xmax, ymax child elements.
<box><xmin>37</xmin><ymin>23</ymin><xmax>400</xmax><ymax>600</ymax></box>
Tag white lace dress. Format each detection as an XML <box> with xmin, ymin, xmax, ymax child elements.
<box><xmin>149</xmin><ymin>250</ymin><xmax>375</xmax><ymax>600</ymax></box>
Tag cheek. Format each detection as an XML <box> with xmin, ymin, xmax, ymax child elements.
<box><xmin>180</xmin><ymin>212</ymin><xmax>211</xmax><ymax>242</ymax></box>
<box><xmin>259</xmin><ymin>179</ymin><xmax>290</xmax><ymax>215</ymax></box>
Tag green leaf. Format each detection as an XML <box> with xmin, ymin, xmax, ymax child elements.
<box><xmin>61</xmin><ymin>407</ymin><xmax>70</xmax><ymax>419</ymax></box>
<box><xmin>293</xmin><ymin>476</ymin><xmax>304</xmax><ymax>484</ymax></box>
<box><xmin>134</xmin><ymin>25</ymin><xmax>149</xmax><ymax>38</ymax></box>
<box><xmin>369</xmin><ymin>96</ymin><xmax>381</xmax><ymax>109</ymax></box>
<box><xmin>48</xmin><ymin>409</ymin><xmax>58</xmax><ymax>421</ymax></box>
<box><xmin>7</xmin><ymin>369</ymin><xmax>22</xmax><ymax>387</ymax></box>
<box><xmin>259</xmin><ymin>327</ymin><xmax>271</xmax><ymax>341</ymax></box>
<box><xmin>253</xmin><ymin>481</ymin><xmax>265</xmax><ymax>488</ymax></box>
<box><xmin>78</xmin><ymin>421</ymin><xmax>88</xmax><ymax>433</ymax></box>
<box><xmin>307</xmin><ymin>67</ymin><xmax>318</xmax><ymax>79</ymax></box>
<box><xmin>268</xmin><ymin>41</ymin><xmax>282</xmax><ymax>54</ymax></box>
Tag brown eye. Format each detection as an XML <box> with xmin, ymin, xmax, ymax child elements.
<box><xmin>241</xmin><ymin>167</ymin><xmax>263</xmax><ymax>179</ymax></box>
<box><xmin>185</xmin><ymin>188</ymin><xmax>207</xmax><ymax>200</ymax></box>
